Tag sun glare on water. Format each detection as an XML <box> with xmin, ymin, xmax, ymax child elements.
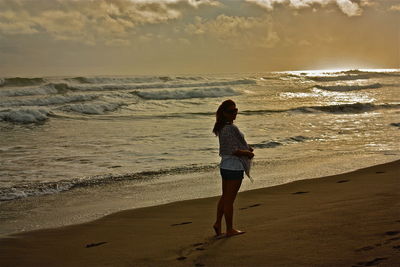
<box><xmin>275</xmin><ymin>68</ymin><xmax>400</xmax><ymax>77</ymax></box>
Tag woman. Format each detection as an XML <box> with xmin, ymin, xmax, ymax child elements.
<box><xmin>212</xmin><ymin>99</ymin><xmax>254</xmax><ymax>238</ymax></box>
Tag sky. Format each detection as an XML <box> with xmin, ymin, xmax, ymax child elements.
<box><xmin>0</xmin><ymin>0</ymin><xmax>399</xmax><ymax>76</ymax></box>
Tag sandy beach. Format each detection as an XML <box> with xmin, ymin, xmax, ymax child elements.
<box><xmin>2</xmin><ymin>1</ymin><xmax>399</xmax><ymax>266</ymax></box>
<box><xmin>0</xmin><ymin>159</ymin><xmax>399</xmax><ymax>266</ymax></box>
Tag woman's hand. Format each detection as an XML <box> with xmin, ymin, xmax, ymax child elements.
<box><xmin>233</xmin><ymin>149</ymin><xmax>254</xmax><ymax>159</ymax></box>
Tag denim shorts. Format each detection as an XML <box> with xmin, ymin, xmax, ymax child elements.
<box><xmin>220</xmin><ymin>168</ymin><xmax>244</xmax><ymax>180</ymax></box>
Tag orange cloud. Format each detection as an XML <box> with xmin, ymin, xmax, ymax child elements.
<box><xmin>246</xmin><ymin>0</ymin><xmax>365</xmax><ymax>16</ymax></box>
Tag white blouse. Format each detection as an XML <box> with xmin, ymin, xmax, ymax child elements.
<box><xmin>219</xmin><ymin>126</ymin><xmax>245</xmax><ymax>171</ymax></box>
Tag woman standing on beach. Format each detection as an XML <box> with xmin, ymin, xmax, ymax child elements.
<box><xmin>213</xmin><ymin>99</ymin><xmax>254</xmax><ymax>237</ymax></box>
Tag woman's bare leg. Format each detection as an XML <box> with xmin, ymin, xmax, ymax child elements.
<box><xmin>214</xmin><ymin>179</ymin><xmax>228</xmax><ymax>235</ymax></box>
<box><xmin>223</xmin><ymin>179</ymin><xmax>243</xmax><ymax>236</ymax></box>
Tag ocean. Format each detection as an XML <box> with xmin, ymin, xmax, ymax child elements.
<box><xmin>0</xmin><ymin>69</ymin><xmax>399</xmax><ymax>235</ymax></box>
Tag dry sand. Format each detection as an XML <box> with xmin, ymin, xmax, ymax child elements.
<box><xmin>0</xmin><ymin>160</ymin><xmax>399</xmax><ymax>266</ymax></box>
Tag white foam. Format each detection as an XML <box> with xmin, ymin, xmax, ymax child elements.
<box><xmin>68</xmin><ymin>76</ymin><xmax>167</xmax><ymax>84</ymax></box>
<box><xmin>0</xmin><ymin>85</ymin><xmax>57</xmax><ymax>97</ymax></box>
<box><xmin>57</xmin><ymin>101</ymin><xmax>123</xmax><ymax>114</ymax></box>
<box><xmin>0</xmin><ymin>183</ymin><xmax>73</xmax><ymax>201</ymax></box>
<box><xmin>0</xmin><ymin>77</ymin><xmax>46</xmax><ymax>87</ymax></box>
<box><xmin>66</xmin><ymin>76</ymin><xmax>207</xmax><ymax>84</ymax></box>
<box><xmin>0</xmin><ymin>94</ymin><xmax>99</xmax><ymax>107</ymax></box>
<box><xmin>306</xmin><ymin>74</ymin><xmax>370</xmax><ymax>82</ymax></box>
<box><xmin>294</xmin><ymin>102</ymin><xmax>400</xmax><ymax>114</ymax></box>
<box><xmin>0</xmin><ymin>108</ymin><xmax>52</xmax><ymax>123</ymax></box>
<box><xmin>135</xmin><ymin>87</ymin><xmax>239</xmax><ymax>100</ymax></box>
<box><xmin>68</xmin><ymin>79</ymin><xmax>256</xmax><ymax>92</ymax></box>
<box><xmin>315</xmin><ymin>83</ymin><xmax>382</xmax><ymax>91</ymax></box>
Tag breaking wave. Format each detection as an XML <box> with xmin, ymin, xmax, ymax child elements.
<box><xmin>66</xmin><ymin>76</ymin><xmax>204</xmax><ymax>84</ymax></box>
<box><xmin>314</xmin><ymin>83</ymin><xmax>383</xmax><ymax>91</ymax></box>
<box><xmin>305</xmin><ymin>70</ymin><xmax>399</xmax><ymax>82</ymax></box>
<box><xmin>2</xmin><ymin>102</ymin><xmax>398</xmax><ymax>124</ymax></box>
<box><xmin>0</xmin><ymin>78</ymin><xmax>255</xmax><ymax>97</ymax></box>
<box><xmin>0</xmin><ymin>77</ymin><xmax>46</xmax><ymax>87</ymax></box>
<box><xmin>0</xmin><ymin>94</ymin><xmax>99</xmax><ymax>107</ymax></box>
<box><xmin>0</xmin><ymin>83</ymin><xmax>71</xmax><ymax>97</ymax></box>
<box><xmin>294</xmin><ymin>103</ymin><xmax>400</xmax><ymax>113</ymax></box>
<box><xmin>0</xmin><ymin>108</ymin><xmax>52</xmax><ymax>123</ymax></box>
<box><xmin>0</xmin><ymin>101</ymin><xmax>126</xmax><ymax>123</ymax></box>
<box><xmin>251</xmin><ymin>136</ymin><xmax>311</xmax><ymax>149</ymax></box>
<box><xmin>340</xmin><ymin>69</ymin><xmax>400</xmax><ymax>77</ymax></box>
<box><xmin>57</xmin><ymin>101</ymin><xmax>125</xmax><ymax>115</ymax></box>
<box><xmin>283</xmin><ymin>69</ymin><xmax>400</xmax><ymax>81</ymax></box>
<box><xmin>306</xmin><ymin>74</ymin><xmax>370</xmax><ymax>82</ymax></box>
<box><xmin>134</xmin><ymin>87</ymin><xmax>239</xmax><ymax>100</ymax></box>
<box><xmin>0</xmin><ymin>164</ymin><xmax>217</xmax><ymax>201</ymax></box>
<box><xmin>68</xmin><ymin>79</ymin><xmax>256</xmax><ymax>92</ymax></box>
<box><xmin>240</xmin><ymin>103</ymin><xmax>400</xmax><ymax>115</ymax></box>
<box><xmin>252</xmin><ymin>141</ymin><xmax>282</xmax><ymax>148</ymax></box>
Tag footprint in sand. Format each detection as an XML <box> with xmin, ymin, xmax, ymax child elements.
<box><xmin>384</xmin><ymin>237</ymin><xmax>400</xmax><ymax>244</ymax></box>
<box><xmin>192</xmin><ymin>242</ymin><xmax>206</xmax><ymax>251</ymax></box>
<box><xmin>355</xmin><ymin>246</ymin><xmax>375</xmax><ymax>252</ymax></box>
<box><xmin>193</xmin><ymin>242</ymin><xmax>208</xmax><ymax>252</ymax></box>
<box><xmin>171</xmin><ymin>221</ymin><xmax>192</xmax><ymax>226</ymax></box>
<box><xmin>374</xmin><ymin>230</ymin><xmax>400</xmax><ymax>245</ymax></box>
<box><xmin>353</xmin><ymin>257</ymin><xmax>388</xmax><ymax>267</ymax></box>
<box><xmin>240</xmin><ymin>203</ymin><xmax>262</xmax><ymax>210</ymax></box>
<box><xmin>385</xmin><ymin>231</ymin><xmax>400</xmax><ymax>236</ymax></box>
<box><xmin>109</xmin><ymin>165</ymin><xmax>122</xmax><ymax>168</ymax></box>
<box><xmin>355</xmin><ymin>231</ymin><xmax>400</xmax><ymax>253</ymax></box>
<box><xmin>292</xmin><ymin>191</ymin><xmax>309</xmax><ymax>195</ymax></box>
<box><xmin>176</xmin><ymin>236</ymin><xmax>222</xmax><ymax>262</ymax></box>
<box><xmin>85</xmin><ymin>241</ymin><xmax>107</xmax><ymax>248</ymax></box>
<box><xmin>176</xmin><ymin>241</ymin><xmax>206</xmax><ymax>261</ymax></box>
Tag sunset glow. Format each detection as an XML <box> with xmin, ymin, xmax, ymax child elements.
<box><xmin>0</xmin><ymin>0</ymin><xmax>399</xmax><ymax>76</ymax></box>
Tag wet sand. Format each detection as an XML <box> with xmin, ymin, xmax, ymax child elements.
<box><xmin>0</xmin><ymin>160</ymin><xmax>399</xmax><ymax>266</ymax></box>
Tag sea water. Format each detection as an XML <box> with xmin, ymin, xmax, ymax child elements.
<box><xmin>0</xmin><ymin>69</ymin><xmax>399</xmax><ymax>235</ymax></box>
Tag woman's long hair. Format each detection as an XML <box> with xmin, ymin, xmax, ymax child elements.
<box><xmin>212</xmin><ymin>99</ymin><xmax>236</xmax><ymax>136</ymax></box>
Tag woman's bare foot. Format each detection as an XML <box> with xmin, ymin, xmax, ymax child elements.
<box><xmin>213</xmin><ymin>223</ymin><xmax>221</xmax><ymax>236</ymax></box>
<box><xmin>226</xmin><ymin>229</ymin><xmax>245</xmax><ymax>237</ymax></box>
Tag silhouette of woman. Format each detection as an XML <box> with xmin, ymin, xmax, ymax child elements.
<box><xmin>212</xmin><ymin>99</ymin><xmax>254</xmax><ymax>237</ymax></box>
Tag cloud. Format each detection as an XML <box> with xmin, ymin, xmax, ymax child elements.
<box><xmin>185</xmin><ymin>15</ymin><xmax>280</xmax><ymax>48</ymax></box>
<box><xmin>246</xmin><ymin>0</ymin><xmax>364</xmax><ymax>16</ymax></box>
<box><xmin>335</xmin><ymin>0</ymin><xmax>362</xmax><ymax>16</ymax></box>
<box><xmin>0</xmin><ymin>11</ymin><xmax>38</xmax><ymax>35</ymax></box>
<box><xmin>0</xmin><ymin>0</ymin><xmax>219</xmax><ymax>45</ymax></box>
<box><xmin>389</xmin><ymin>4</ymin><xmax>400</xmax><ymax>11</ymax></box>
<box><xmin>133</xmin><ymin>0</ymin><xmax>220</xmax><ymax>7</ymax></box>
<box><xmin>359</xmin><ymin>0</ymin><xmax>375</xmax><ymax>7</ymax></box>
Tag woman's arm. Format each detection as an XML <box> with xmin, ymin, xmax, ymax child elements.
<box><xmin>219</xmin><ymin>125</ymin><xmax>254</xmax><ymax>159</ymax></box>
<box><xmin>233</xmin><ymin>149</ymin><xmax>254</xmax><ymax>159</ymax></box>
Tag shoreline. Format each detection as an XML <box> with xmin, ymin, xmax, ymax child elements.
<box><xmin>1</xmin><ymin>159</ymin><xmax>399</xmax><ymax>266</ymax></box>
<box><xmin>0</xmin><ymin>153</ymin><xmax>397</xmax><ymax>238</ymax></box>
